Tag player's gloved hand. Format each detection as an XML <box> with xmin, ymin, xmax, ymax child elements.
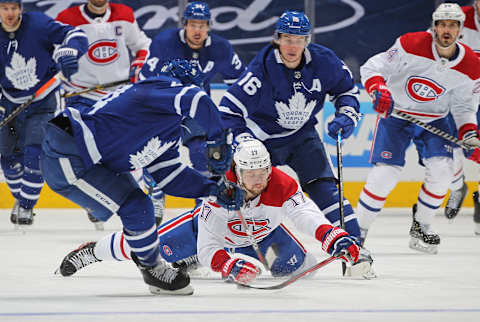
<box><xmin>318</xmin><ymin>225</ymin><xmax>360</xmax><ymax>265</ymax></box>
<box><xmin>460</xmin><ymin>129</ymin><xmax>480</xmax><ymax>149</ymax></box>
<box><xmin>327</xmin><ymin>106</ymin><xmax>361</xmax><ymax>140</ymax></box>
<box><xmin>221</xmin><ymin>258</ymin><xmax>260</xmax><ymax>284</ymax></box>
<box><xmin>465</xmin><ymin>147</ymin><xmax>480</xmax><ymax>164</ymax></box>
<box><xmin>209</xmin><ymin>176</ymin><xmax>245</xmax><ymax>211</ymax></box>
<box><xmin>367</xmin><ymin>81</ymin><xmax>394</xmax><ymax>118</ymax></box>
<box><xmin>0</xmin><ymin>106</ymin><xmax>5</xmax><ymax>122</ymax></box>
<box><xmin>53</xmin><ymin>46</ymin><xmax>79</xmax><ymax>81</ymax></box>
<box><xmin>129</xmin><ymin>49</ymin><xmax>148</xmax><ymax>83</ymax></box>
<box><xmin>207</xmin><ymin>129</ymin><xmax>233</xmax><ymax>175</ymax></box>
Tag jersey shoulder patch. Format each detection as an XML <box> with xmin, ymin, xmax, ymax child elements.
<box><xmin>259</xmin><ymin>167</ymin><xmax>299</xmax><ymax>207</ymax></box>
<box><xmin>108</xmin><ymin>3</ymin><xmax>135</xmax><ymax>23</ymax></box>
<box><xmin>463</xmin><ymin>6</ymin><xmax>477</xmax><ymax>31</ymax></box>
<box><xmin>453</xmin><ymin>44</ymin><xmax>480</xmax><ymax>80</ymax></box>
<box><xmin>399</xmin><ymin>32</ymin><xmax>434</xmax><ymax>61</ymax></box>
<box><xmin>56</xmin><ymin>6</ymin><xmax>89</xmax><ymax>26</ymax></box>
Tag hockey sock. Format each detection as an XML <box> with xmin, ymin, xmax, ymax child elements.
<box><xmin>20</xmin><ymin>145</ymin><xmax>44</xmax><ymax>209</ymax></box>
<box><xmin>1</xmin><ymin>153</ymin><xmax>24</xmax><ymax>200</ymax></box>
<box><xmin>449</xmin><ymin>147</ymin><xmax>464</xmax><ymax>191</ymax></box>
<box><xmin>304</xmin><ymin>179</ymin><xmax>360</xmax><ymax>238</ymax></box>
<box><xmin>95</xmin><ymin>231</ymin><xmax>131</xmax><ymax>261</ymax></box>
<box><xmin>416</xmin><ymin>184</ymin><xmax>446</xmax><ymax>225</ymax></box>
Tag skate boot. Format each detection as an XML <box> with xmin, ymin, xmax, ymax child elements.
<box><xmin>444</xmin><ymin>182</ymin><xmax>467</xmax><ymax>220</ymax></box>
<box><xmin>87</xmin><ymin>212</ymin><xmax>104</xmax><ymax>231</ymax></box>
<box><xmin>16</xmin><ymin>207</ymin><xmax>34</xmax><ymax>225</ymax></box>
<box><xmin>409</xmin><ymin>204</ymin><xmax>440</xmax><ymax>254</ymax></box>
<box><xmin>9</xmin><ymin>199</ymin><xmax>20</xmax><ymax>224</ymax></box>
<box><xmin>131</xmin><ymin>253</ymin><xmax>193</xmax><ymax>295</ymax></box>
<box><xmin>152</xmin><ymin>194</ymin><xmax>165</xmax><ymax>227</ymax></box>
<box><xmin>55</xmin><ymin>242</ymin><xmax>101</xmax><ymax>276</ymax></box>
<box><xmin>345</xmin><ymin>247</ymin><xmax>376</xmax><ymax>279</ymax></box>
<box><xmin>473</xmin><ymin>192</ymin><xmax>480</xmax><ymax>236</ymax></box>
<box><xmin>172</xmin><ymin>255</ymin><xmax>200</xmax><ymax>273</ymax></box>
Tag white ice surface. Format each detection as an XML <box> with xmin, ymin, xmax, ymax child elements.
<box><xmin>0</xmin><ymin>208</ymin><xmax>479</xmax><ymax>322</ymax></box>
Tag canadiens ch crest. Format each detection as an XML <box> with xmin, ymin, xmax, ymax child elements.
<box><xmin>405</xmin><ymin>76</ymin><xmax>445</xmax><ymax>103</ymax></box>
<box><xmin>87</xmin><ymin>39</ymin><xmax>119</xmax><ymax>64</ymax></box>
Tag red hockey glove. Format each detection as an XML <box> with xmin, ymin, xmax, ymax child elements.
<box><xmin>316</xmin><ymin>225</ymin><xmax>360</xmax><ymax>265</ymax></box>
<box><xmin>365</xmin><ymin>77</ymin><xmax>394</xmax><ymax>118</ymax></box>
<box><xmin>221</xmin><ymin>258</ymin><xmax>260</xmax><ymax>284</ymax></box>
<box><xmin>129</xmin><ymin>49</ymin><xmax>148</xmax><ymax>83</ymax></box>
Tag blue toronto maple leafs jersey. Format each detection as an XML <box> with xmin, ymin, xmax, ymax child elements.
<box><xmin>64</xmin><ymin>76</ymin><xmax>226</xmax><ymax>172</ymax></box>
<box><xmin>0</xmin><ymin>12</ymin><xmax>87</xmax><ymax>103</ymax></box>
<box><xmin>140</xmin><ymin>28</ymin><xmax>245</xmax><ymax>95</ymax></box>
<box><xmin>219</xmin><ymin>43</ymin><xmax>360</xmax><ymax>145</ymax></box>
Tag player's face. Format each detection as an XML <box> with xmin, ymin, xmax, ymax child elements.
<box><xmin>88</xmin><ymin>0</ymin><xmax>108</xmax><ymax>8</ymax></box>
<box><xmin>240</xmin><ymin>168</ymin><xmax>269</xmax><ymax>198</ymax></box>
<box><xmin>278</xmin><ymin>34</ymin><xmax>307</xmax><ymax>69</ymax></box>
<box><xmin>434</xmin><ymin>20</ymin><xmax>461</xmax><ymax>48</ymax></box>
<box><xmin>185</xmin><ymin>19</ymin><xmax>209</xmax><ymax>50</ymax></box>
<box><xmin>0</xmin><ymin>3</ymin><xmax>21</xmax><ymax>29</ymax></box>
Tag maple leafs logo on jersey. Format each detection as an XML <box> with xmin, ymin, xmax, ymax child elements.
<box><xmin>5</xmin><ymin>52</ymin><xmax>39</xmax><ymax>90</ymax></box>
<box><xmin>128</xmin><ymin>137</ymin><xmax>177</xmax><ymax>170</ymax></box>
<box><xmin>275</xmin><ymin>92</ymin><xmax>317</xmax><ymax>129</ymax></box>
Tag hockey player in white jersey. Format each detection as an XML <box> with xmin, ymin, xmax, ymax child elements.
<box><xmin>56</xmin><ymin>139</ymin><xmax>361</xmax><ymax>284</ymax></box>
<box><xmin>0</xmin><ymin>0</ymin><xmax>88</xmax><ymax>226</ymax></box>
<box><xmin>56</xmin><ymin>0</ymin><xmax>151</xmax><ymax>229</ymax></box>
<box><xmin>40</xmin><ymin>59</ymin><xmax>244</xmax><ymax>295</ymax></box>
<box><xmin>356</xmin><ymin>3</ymin><xmax>480</xmax><ymax>254</ymax></box>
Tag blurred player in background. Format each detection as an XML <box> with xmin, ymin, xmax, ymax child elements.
<box><xmin>56</xmin><ymin>0</ymin><xmax>151</xmax><ymax>229</ymax></box>
<box><xmin>0</xmin><ymin>0</ymin><xmax>87</xmax><ymax>227</ymax></box>
<box><xmin>56</xmin><ymin>139</ymin><xmax>361</xmax><ymax>285</ymax></box>
<box><xmin>356</xmin><ymin>3</ymin><xmax>480</xmax><ymax>254</ymax></box>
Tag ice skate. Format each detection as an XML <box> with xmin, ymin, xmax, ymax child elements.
<box><xmin>409</xmin><ymin>204</ymin><xmax>440</xmax><ymax>254</ymax></box>
<box><xmin>131</xmin><ymin>253</ymin><xmax>193</xmax><ymax>295</ymax></box>
<box><xmin>9</xmin><ymin>199</ymin><xmax>20</xmax><ymax>224</ymax></box>
<box><xmin>344</xmin><ymin>247</ymin><xmax>376</xmax><ymax>279</ymax></box>
<box><xmin>15</xmin><ymin>207</ymin><xmax>35</xmax><ymax>226</ymax></box>
<box><xmin>172</xmin><ymin>254</ymin><xmax>199</xmax><ymax>273</ymax></box>
<box><xmin>87</xmin><ymin>212</ymin><xmax>104</xmax><ymax>231</ymax></box>
<box><xmin>444</xmin><ymin>182</ymin><xmax>467</xmax><ymax>220</ymax></box>
<box><xmin>55</xmin><ymin>242</ymin><xmax>101</xmax><ymax>276</ymax></box>
<box><xmin>473</xmin><ymin>192</ymin><xmax>480</xmax><ymax>236</ymax></box>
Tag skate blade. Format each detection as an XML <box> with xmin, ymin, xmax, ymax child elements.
<box><xmin>148</xmin><ymin>284</ymin><xmax>194</xmax><ymax>296</ymax></box>
<box><xmin>409</xmin><ymin>238</ymin><xmax>438</xmax><ymax>254</ymax></box>
<box><xmin>344</xmin><ymin>262</ymin><xmax>377</xmax><ymax>280</ymax></box>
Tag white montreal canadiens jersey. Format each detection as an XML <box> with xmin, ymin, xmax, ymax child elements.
<box><xmin>56</xmin><ymin>3</ymin><xmax>151</xmax><ymax>100</ymax></box>
<box><xmin>196</xmin><ymin>167</ymin><xmax>331</xmax><ymax>269</ymax></box>
<box><xmin>361</xmin><ymin>31</ymin><xmax>480</xmax><ymax>128</ymax></box>
<box><xmin>461</xmin><ymin>6</ymin><xmax>480</xmax><ymax>55</ymax></box>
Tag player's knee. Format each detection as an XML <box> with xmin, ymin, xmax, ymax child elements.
<box><xmin>0</xmin><ymin>153</ymin><xmax>23</xmax><ymax>177</ymax></box>
<box><xmin>117</xmin><ymin>188</ymin><xmax>154</xmax><ymax>231</ymax></box>
<box><xmin>364</xmin><ymin>162</ymin><xmax>402</xmax><ymax>196</ymax></box>
<box><xmin>423</xmin><ymin>156</ymin><xmax>453</xmax><ymax>192</ymax></box>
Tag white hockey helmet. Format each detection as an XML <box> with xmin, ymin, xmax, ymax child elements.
<box><xmin>233</xmin><ymin>139</ymin><xmax>271</xmax><ymax>183</ymax></box>
<box><xmin>432</xmin><ymin>3</ymin><xmax>465</xmax><ymax>28</ymax></box>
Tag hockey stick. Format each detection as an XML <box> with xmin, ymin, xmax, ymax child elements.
<box><xmin>61</xmin><ymin>78</ymin><xmax>130</xmax><ymax>98</ymax></box>
<box><xmin>236</xmin><ymin>255</ymin><xmax>340</xmax><ymax>290</ymax></box>
<box><xmin>392</xmin><ymin>109</ymin><xmax>470</xmax><ymax>150</ymax></box>
<box><xmin>0</xmin><ymin>72</ymin><xmax>62</xmax><ymax>128</ymax></box>
<box><xmin>336</xmin><ymin>131</ymin><xmax>347</xmax><ymax>276</ymax></box>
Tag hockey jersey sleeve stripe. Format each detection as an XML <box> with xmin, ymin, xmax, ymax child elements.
<box><xmin>146</xmin><ymin>156</ymin><xmax>181</xmax><ymax>173</ymax></box>
<box><xmin>218</xmin><ymin>105</ymin><xmax>243</xmax><ymax>117</ymax></box>
<box><xmin>189</xmin><ymin>91</ymin><xmax>208</xmax><ymax>119</ymax></box>
<box><xmin>63</xmin><ymin>29</ymin><xmax>87</xmax><ymax>45</ymax></box>
<box><xmin>174</xmin><ymin>85</ymin><xmax>197</xmax><ymax>115</ymax></box>
<box><xmin>223</xmin><ymin>92</ymin><xmax>249</xmax><ymax>117</ymax></box>
<box><xmin>223</xmin><ymin>78</ymin><xmax>238</xmax><ymax>85</ymax></box>
<box><xmin>154</xmin><ymin>164</ymin><xmax>188</xmax><ymax>190</ymax></box>
<box><xmin>68</xmin><ymin>108</ymin><xmax>102</xmax><ymax>164</ymax></box>
<box><xmin>157</xmin><ymin>210</ymin><xmax>197</xmax><ymax>236</ymax></box>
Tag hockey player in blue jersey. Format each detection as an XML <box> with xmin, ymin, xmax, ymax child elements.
<box><xmin>0</xmin><ymin>0</ymin><xmax>87</xmax><ymax>226</ymax></box>
<box><xmin>40</xmin><ymin>59</ymin><xmax>244</xmax><ymax>295</ymax></box>
<box><xmin>140</xmin><ymin>1</ymin><xmax>246</xmax><ymax>220</ymax></box>
<box><xmin>218</xmin><ymin>10</ymin><xmax>374</xmax><ymax>278</ymax></box>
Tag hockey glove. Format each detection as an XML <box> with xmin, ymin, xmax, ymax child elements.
<box><xmin>365</xmin><ymin>78</ymin><xmax>394</xmax><ymax>118</ymax></box>
<box><xmin>459</xmin><ymin>127</ymin><xmax>480</xmax><ymax>149</ymax></box>
<box><xmin>129</xmin><ymin>49</ymin><xmax>148</xmax><ymax>83</ymax></box>
<box><xmin>221</xmin><ymin>258</ymin><xmax>260</xmax><ymax>284</ymax></box>
<box><xmin>54</xmin><ymin>46</ymin><xmax>79</xmax><ymax>81</ymax></box>
<box><xmin>207</xmin><ymin>129</ymin><xmax>233</xmax><ymax>175</ymax></box>
<box><xmin>317</xmin><ymin>225</ymin><xmax>360</xmax><ymax>265</ymax></box>
<box><xmin>327</xmin><ymin>106</ymin><xmax>361</xmax><ymax>140</ymax></box>
<box><xmin>0</xmin><ymin>106</ymin><xmax>5</xmax><ymax>122</ymax></box>
<box><xmin>209</xmin><ymin>176</ymin><xmax>245</xmax><ymax>211</ymax></box>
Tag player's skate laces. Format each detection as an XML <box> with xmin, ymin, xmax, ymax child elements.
<box><xmin>55</xmin><ymin>242</ymin><xmax>101</xmax><ymax>276</ymax></box>
<box><xmin>445</xmin><ymin>182</ymin><xmax>467</xmax><ymax>220</ymax></box>
<box><xmin>9</xmin><ymin>199</ymin><xmax>20</xmax><ymax>224</ymax></box>
<box><xmin>409</xmin><ymin>204</ymin><xmax>440</xmax><ymax>254</ymax></box>
<box><xmin>172</xmin><ymin>255</ymin><xmax>200</xmax><ymax>273</ymax></box>
<box><xmin>87</xmin><ymin>212</ymin><xmax>104</xmax><ymax>231</ymax></box>
<box><xmin>131</xmin><ymin>253</ymin><xmax>193</xmax><ymax>295</ymax></box>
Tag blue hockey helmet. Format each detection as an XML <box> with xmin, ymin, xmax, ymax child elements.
<box><xmin>160</xmin><ymin>59</ymin><xmax>203</xmax><ymax>86</ymax></box>
<box><xmin>183</xmin><ymin>1</ymin><xmax>211</xmax><ymax>21</ymax></box>
<box><xmin>0</xmin><ymin>0</ymin><xmax>22</xmax><ymax>5</ymax></box>
<box><xmin>275</xmin><ymin>11</ymin><xmax>311</xmax><ymax>36</ymax></box>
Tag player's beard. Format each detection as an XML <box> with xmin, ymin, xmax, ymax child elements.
<box><xmin>243</xmin><ymin>182</ymin><xmax>268</xmax><ymax>199</ymax></box>
<box><xmin>89</xmin><ymin>0</ymin><xmax>108</xmax><ymax>11</ymax></box>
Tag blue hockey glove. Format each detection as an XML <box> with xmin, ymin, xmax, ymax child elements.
<box><xmin>327</xmin><ymin>106</ymin><xmax>361</xmax><ymax>140</ymax></box>
<box><xmin>54</xmin><ymin>46</ymin><xmax>79</xmax><ymax>81</ymax></box>
<box><xmin>207</xmin><ymin>129</ymin><xmax>233</xmax><ymax>175</ymax></box>
<box><xmin>0</xmin><ymin>106</ymin><xmax>5</xmax><ymax>122</ymax></box>
<box><xmin>209</xmin><ymin>176</ymin><xmax>245</xmax><ymax>211</ymax></box>
<box><xmin>319</xmin><ymin>226</ymin><xmax>360</xmax><ymax>265</ymax></box>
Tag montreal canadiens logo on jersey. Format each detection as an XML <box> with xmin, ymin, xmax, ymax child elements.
<box><xmin>405</xmin><ymin>76</ymin><xmax>445</xmax><ymax>103</ymax></box>
<box><xmin>228</xmin><ymin>219</ymin><xmax>271</xmax><ymax>239</ymax></box>
<box><xmin>87</xmin><ymin>40</ymin><xmax>119</xmax><ymax>65</ymax></box>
